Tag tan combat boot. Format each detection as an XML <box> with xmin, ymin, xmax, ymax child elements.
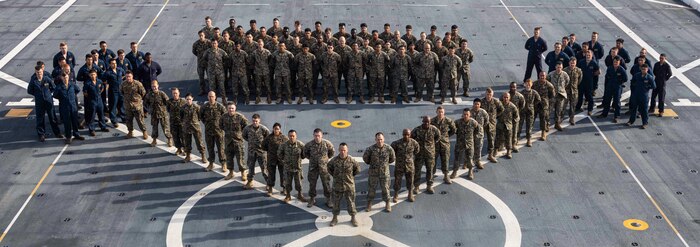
<box><xmin>467</xmin><ymin>168</ymin><xmax>475</xmax><ymax>180</ymax></box>
<box><xmin>444</xmin><ymin>176</ymin><xmax>452</xmax><ymax>184</ymax></box>
<box><xmin>488</xmin><ymin>151</ymin><xmax>498</xmax><ymax>163</ymax></box>
<box><xmin>126</xmin><ymin>131</ymin><xmax>134</xmax><ymax>138</ymax></box>
<box><xmin>505</xmin><ymin>150</ymin><xmax>512</xmax><ymax>159</ymax></box>
<box><xmin>540</xmin><ymin>132</ymin><xmax>547</xmax><ymax>141</ymax></box>
<box><xmin>385</xmin><ymin>200</ymin><xmax>392</xmax><ymax>212</ymax></box>
<box><xmin>142</xmin><ymin>130</ymin><xmax>149</xmax><ymax>140</ymax></box>
<box><xmin>330</xmin><ymin>215</ymin><xmax>338</xmax><ymax>226</ymax></box>
<box><xmin>266</xmin><ymin>186</ymin><xmax>273</xmax><ymax>197</ymax></box>
<box><xmin>392</xmin><ymin>192</ymin><xmax>398</xmax><ymax>203</ymax></box>
<box><xmin>200</xmin><ymin>152</ymin><xmax>208</xmax><ymax>164</ymax></box>
<box><xmin>378</xmin><ymin>96</ymin><xmax>384</xmax><ymax>103</ymax></box>
<box><xmin>307</xmin><ymin>197</ymin><xmax>316</xmax><ymax>208</ymax></box>
<box><xmin>526</xmin><ymin>137</ymin><xmax>532</xmax><ymax>147</ymax></box>
<box><xmin>176</xmin><ymin>148</ymin><xmax>183</xmax><ymax>156</ymax></box>
<box><xmin>297</xmin><ymin>191</ymin><xmax>307</xmax><ymax>203</ymax></box>
<box><xmin>241</xmin><ymin>170</ymin><xmax>248</xmax><ymax>182</ymax></box>
<box><xmin>390</xmin><ymin>96</ymin><xmax>396</xmax><ymax>104</ymax></box>
<box><xmin>408</xmin><ymin>190</ymin><xmax>415</xmax><ymax>202</ymax></box>
<box><xmin>297</xmin><ymin>97</ymin><xmax>303</xmax><ymax>104</ymax></box>
<box><xmin>167</xmin><ymin>138</ymin><xmax>173</xmax><ymax>147</ymax></box>
<box><xmin>452</xmin><ymin>97</ymin><xmax>457</xmax><ymax>104</ymax></box>
<box><xmin>221</xmin><ymin>162</ymin><xmax>228</xmax><ymax>173</ymax></box>
<box><xmin>412</xmin><ymin>186</ymin><xmax>419</xmax><ymax>195</ymax></box>
<box><xmin>224</xmin><ymin>170</ymin><xmax>234</xmax><ymax>180</ymax></box>
<box><xmin>184</xmin><ymin>152</ymin><xmax>191</xmax><ymax>163</ymax></box>
<box><xmin>244</xmin><ymin>180</ymin><xmax>253</xmax><ymax>189</ymax></box>
<box><xmin>351</xmin><ymin>215</ymin><xmax>358</xmax><ymax>227</ymax></box>
<box><xmin>476</xmin><ymin>161</ymin><xmax>485</xmax><ymax>169</ymax></box>
<box><xmin>255</xmin><ymin>96</ymin><xmax>261</xmax><ymax>104</ymax></box>
<box><xmin>151</xmin><ymin>139</ymin><xmax>157</xmax><ymax>147</ymax></box>
<box><xmin>426</xmin><ymin>184</ymin><xmax>435</xmax><ymax>194</ymax></box>
<box><xmin>284</xmin><ymin>190</ymin><xmax>292</xmax><ymax>203</ymax></box>
<box><xmin>450</xmin><ymin>170</ymin><xmax>457</xmax><ymax>179</ymax></box>
<box><xmin>365</xmin><ymin>200</ymin><xmax>372</xmax><ymax>212</ymax></box>
<box><xmin>206</xmin><ymin>162</ymin><xmax>214</xmax><ymax>171</ymax></box>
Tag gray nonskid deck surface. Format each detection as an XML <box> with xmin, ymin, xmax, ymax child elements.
<box><xmin>0</xmin><ymin>0</ymin><xmax>699</xmax><ymax>246</ymax></box>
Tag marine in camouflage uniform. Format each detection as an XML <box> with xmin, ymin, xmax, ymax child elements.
<box><xmin>345</xmin><ymin>43</ymin><xmax>366</xmax><ymax>103</ymax></box>
<box><xmin>320</xmin><ymin>45</ymin><xmax>342</xmax><ymax>103</ymax></box>
<box><xmin>430</xmin><ymin>106</ymin><xmax>456</xmax><ymax>183</ymax></box>
<box><xmin>144</xmin><ymin>81</ymin><xmax>171</xmax><ymax>147</ymax></box>
<box><xmin>278</xmin><ymin>131</ymin><xmax>308</xmax><ymax>203</ymax></box>
<box><xmin>295</xmin><ymin>45</ymin><xmax>316</xmax><ymax>104</ymax></box>
<box><xmin>167</xmin><ymin>88</ymin><xmax>187</xmax><ymax>155</ymax></box>
<box><xmin>453</xmin><ymin>109</ymin><xmax>481</xmax><ymax>180</ymax></box>
<box><xmin>242</xmin><ymin>115</ymin><xmax>270</xmax><ymax>189</ymax></box>
<box><xmin>439</xmin><ymin>47</ymin><xmax>462</xmax><ymax>104</ymax></box>
<box><xmin>519</xmin><ymin>80</ymin><xmax>542</xmax><ymax>146</ymax></box>
<box><xmin>120</xmin><ymin>73</ymin><xmax>148</xmax><ymax>139</ymax></box>
<box><xmin>547</xmin><ymin>63</ymin><xmax>571</xmax><ymax>131</ymax></box>
<box><xmin>481</xmin><ymin>89</ymin><xmax>504</xmax><ymax>162</ymax></box>
<box><xmin>390</xmin><ymin>129</ymin><xmax>420</xmax><ymax>202</ymax></box>
<box><xmin>310</xmin><ymin>37</ymin><xmax>327</xmax><ymax>90</ymax></box>
<box><xmin>180</xmin><ymin>94</ymin><xmax>206</xmax><ymax>163</ymax></box>
<box><xmin>411</xmin><ymin>116</ymin><xmax>441</xmax><ymax>194</ymax></box>
<box><xmin>494</xmin><ymin>93</ymin><xmax>520</xmax><ymax>161</ymax></box>
<box><xmin>192</xmin><ymin>32</ymin><xmax>211</xmax><ymax>95</ymax></box>
<box><xmin>262</xmin><ymin>124</ymin><xmax>288</xmax><ymax>190</ymax></box>
<box><xmin>363</xmin><ymin>133</ymin><xmax>396</xmax><ymax>212</ymax></box>
<box><xmin>413</xmin><ymin>44</ymin><xmax>440</xmax><ymax>102</ymax></box>
<box><xmin>533</xmin><ymin>71</ymin><xmax>555</xmax><ymax>140</ymax></box>
<box><xmin>456</xmin><ymin>40</ymin><xmax>475</xmax><ymax>96</ymax></box>
<box><xmin>230</xmin><ymin>43</ymin><xmax>250</xmax><ymax>104</ymax></box>
<box><xmin>366</xmin><ymin>43</ymin><xmax>390</xmax><ymax>103</ymax></box>
<box><xmin>508</xmin><ymin>82</ymin><xmax>525</xmax><ymax>152</ymax></box>
<box><xmin>220</xmin><ymin>33</ymin><xmax>236</xmax><ymax>95</ymax></box>
<box><xmin>200</xmin><ymin>91</ymin><xmax>226</xmax><ymax>171</ymax></box>
<box><xmin>252</xmin><ymin>40</ymin><xmax>272</xmax><ymax>104</ymax></box>
<box><xmin>390</xmin><ymin>46</ymin><xmax>412</xmax><ymax>103</ymax></box>
<box><xmin>470</xmin><ymin>100</ymin><xmax>489</xmax><ymax>168</ymax></box>
<box><xmin>272</xmin><ymin>43</ymin><xmax>295</xmax><ymax>104</ymax></box>
<box><xmin>220</xmin><ymin>103</ymin><xmax>249</xmax><ymax>180</ymax></box>
<box><xmin>563</xmin><ymin>59</ymin><xmax>582</xmax><ymax>125</ymax></box>
<box><xmin>335</xmin><ymin>38</ymin><xmax>352</xmax><ymax>94</ymax></box>
<box><xmin>328</xmin><ymin>143</ymin><xmax>361</xmax><ymax>227</ymax></box>
<box><xmin>202</xmin><ymin>40</ymin><xmax>229</xmax><ymax>104</ymax></box>
<box><xmin>303</xmin><ymin>130</ymin><xmax>335</xmax><ymax>207</ymax></box>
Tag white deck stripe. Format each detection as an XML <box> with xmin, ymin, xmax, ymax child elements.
<box><xmin>0</xmin><ymin>71</ymin><xmax>28</xmax><ymax>89</ymax></box>
<box><xmin>645</xmin><ymin>0</ymin><xmax>692</xmax><ymax>8</ymax></box>
<box><xmin>677</xmin><ymin>58</ymin><xmax>700</xmax><ymax>73</ymax></box>
<box><xmin>0</xmin><ymin>0</ymin><xmax>76</xmax><ymax>69</ymax></box>
<box><xmin>137</xmin><ymin>0</ymin><xmax>170</xmax><ymax>44</ymax></box>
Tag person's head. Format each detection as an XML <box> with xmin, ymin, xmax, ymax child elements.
<box><xmin>294</xmin><ymin>20</ymin><xmax>301</xmax><ymax>29</ymax></box>
<box><xmin>338</xmin><ymin>23</ymin><xmax>346</xmax><ymax>32</ymax></box>
<box><xmin>288</xmin><ymin>130</ymin><xmax>297</xmax><ymax>142</ymax></box>
<box><xmin>569</xmin><ymin>33</ymin><xmax>577</xmax><ymax>42</ymax></box>
<box><xmin>36</xmin><ymin>60</ymin><xmax>45</xmax><ymax>70</ymax></box>
<box><xmin>351</xmin><ymin>28</ymin><xmax>357</xmax><ymax>36</ymax></box>
<box><xmin>327</xmin><ymin>44</ymin><xmax>334</xmax><ymax>53</ymax></box>
<box><xmin>616</xmin><ymin>38</ymin><xmax>624</xmax><ymax>48</ymax></box>
<box><xmin>99</xmin><ymin>41</ymin><xmax>108</xmax><ymax>50</ymax></box>
<box><xmin>226</xmin><ymin>102</ymin><xmax>237</xmax><ymax>114</ymax></box>
<box><xmin>462</xmin><ymin>108</ymin><xmax>471</xmax><ymax>120</ymax></box>
<box><xmin>637</xmin><ymin>56</ymin><xmax>645</xmax><ymax>65</ymax></box>
<box><xmin>591</xmin><ymin>31</ymin><xmax>599</xmax><ymax>42</ymax></box>
<box><xmin>554</xmin><ymin>42</ymin><xmax>562</xmax><ymax>52</ymax></box>
<box><xmin>420</xmin><ymin>32</ymin><xmax>427</xmax><ymax>40</ymax></box>
<box><xmin>421</xmin><ymin>116</ymin><xmax>430</xmax><ymax>128</ymax></box>
<box><xmin>360</xmin><ymin>23</ymin><xmax>367</xmax><ymax>32</ymax></box>
<box><xmin>448</xmin><ymin>45</ymin><xmax>456</xmax><ymax>55</ymax></box>
<box><xmin>375</xmin><ymin>132</ymin><xmax>385</xmax><ymax>146</ymax></box>
<box><xmin>125</xmin><ymin>70</ymin><xmax>133</xmax><ymax>82</ymax></box>
<box><xmin>245</xmin><ymin>34</ymin><xmax>253</xmax><ymax>42</ymax></box>
<box><xmin>659</xmin><ymin>53</ymin><xmax>667</xmax><ymax>63</ymax></box>
<box><xmin>205</xmin><ymin>16</ymin><xmax>212</xmax><ymax>27</ymax></box>
<box><xmin>257</xmin><ymin>39</ymin><xmax>264</xmax><ymax>48</ymax></box>
<box><xmin>338</xmin><ymin>143</ymin><xmax>348</xmax><ymax>158</ymax></box>
<box><xmin>408</xmin><ymin>43</ymin><xmax>415</xmax><ymax>51</ymax></box>
<box><xmin>223</xmin><ymin>31</ymin><xmax>230</xmax><ymax>41</ymax></box>
<box><xmin>534</xmin><ymin>27</ymin><xmax>541</xmax><ymax>37</ymax></box>
<box><xmin>91</xmin><ymin>50</ymin><xmax>100</xmax><ymax>61</ymax></box>
<box><xmin>509</xmin><ymin>81</ymin><xmax>518</xmax><ymax>93</ymax></box>
<box><xmin>374</xmin><ymin>42</ymin><xmax>382</xmax><ymax>52</ymax></box>
<box><xmin>229</xmin><ymin>18</ymin><xmax>236</xmax><ymax>28</ymax></box>
<box><xmin>383</xmin><ymin>23</ymin><xmax>391</xmax><ymax>32</ymax></box>
<box><xmin>146</xmin><ymin>79</ymin><xmax>158</xmax><ymax>91</ymax></box>
<box><xmin>613</xmin><ymin>57</ymin><xmax>621</xmax><ymax>68</ymax></box>
<box><xmin>485</xmin><ymin>87</ymin><xmax>493</xmax><ymax>100</ymax></box>
<box><xmin>435</xmin><ymin>39</ymin><xmax>443</xmax><ymax>48</ymax></box>
<box><xmin>273</xmin><ymin>18</ymin><xmax>280</xmax><ymax>28</ymax></box>
<box><xmin>372</xmin><ymin>30</ymin><xmax>379</xmax><ymax>39</ymax></box>
<box><xmin>85</xmin><ymin>54</ymin><xmax>93</xmax><ymax>64</ymax></box>
<box><xmin>405</xmin><ymin>24</ymin><xmax>413</xmax><ymax>34</ymax></box>
<box><xmin>109</xmin><ymin>58</ymin><xmax>117</xmax><ymax>69</ymax></box>
<box><xmin>211</xmin><ymin>39</ymin><xmax>219</xmax><ymax>48</ymax></box>
<box><xmin>235</xmin><ymin>42</ymin><xmax>242</xmax><ymax>51</ymax></box>
<box><xmin>641</xmin><ymin>64</ymin><xmax>649</xmax><ymax>74</ymax></box>
<box><xmin>61</xmin><ymin>63</ymin><xmax>70</xmax><ymax>74</ymax></box>
<box><xmin>130</xmin><ymin>41</ymin><xmax>138</xmax><ymax>52</ymax></box>
<box><xmin>610</xmin><ymin>47</ymin><xmax>618</xmax><ymax>56</ymax></box>
<box><xmin>502</xmin><ymin>92</ymin><xmax>511</xmax><ymax>103</ymax></box>
<box><xmin>314</xmin><ymin>21</ymin><xmax>322</xmax><ymax>30</ymax></box>
<box><xmin>524</xmin><ymin>79</ymin><xmax>532</xmax><ymax>90</ymax></box>
<box><xmin>398</xmin><ymin>45</ymin><xmax>406</xmax><ymax>55</ymax></box>
<box><xmin>352</xmin><ymin>42</ymin><xmax>359</xmax><ymax>51</ymax></box>
<box><xmin>569</xmin><ymin>57</ymin><xmax>577</xmax><ymax>68</ymax></box>
<box><xmin>145</xmin><ymin>52</ymin><xmax>152</xmax><ymax>63</ymax></box>
<box><xmin>185</xmin><ymin>93</ymin><xmax>194</xmax><ymax>105</ymax></box>
<box><xmin>585</xmin><ymin>50</ymin><xmax>593</xmax><ymax>60</ymax></box>
<box><xmin>555</xmin><ymin>61</ymin><xmax>563</xmax><ymax>72</ymax></box>
<box><xmin>339</xmin><ymin>36</ymin><xmax>346</xmax><ymax>46</ymax></box>
<box><xmin>207</xmin><ymin>91</ymin><xmax>216</xmax><ymax>103</ymax></box>
<box><xmin>34</xmin><ymin>65</ymin><xmax>43</xmax><ymax>79</ymax></box>
<box><xmin>538</xmin><ymin>71</ymin><xmax>547</xmax><ymax>81</ymax></box>
<box><xmin>473</xmin><ymin>98</ymin><xmax>482</xmax><ymax>110</ymax></box>
<box><xmin>383</xmin><ymin>42</ymin><xmax>391</xmax><ymax>50</ymax></box>
<box><xmin>430</xmin><ymin>25</ymin><xmax>437</xmax><ymax>34</ymax></box>
<box><xmin>436</xmin><ymin>106</ymin><xmax>445</xmax><ymax>118</ymax></box>
<box><xmin>581</xmin><ymin>42</ymin><xmax>589</xmax><ymax>51</ymax></box>
<box><xmin>324</xmin><ymin>27</ymin><xmax>332</xmax><ymax>36</ymax></box>
<box><xmin>259</xmin><ymin>26</ymin><xmax>267</xmax><ymax>36</ymax></box>
<box><xmin>640</xmin><ymin>48</ymin><xmax>647</xmax><ymax>57</ymax></box>
<box><xmin>249</xmin><ymin>19</ymin><xmax>257</xmax><ymax>29</ymax></box>
<box><xmin>214</xmin><ymin>27</ymin><xmax>221</xmax><ymax>37</ymax></box>
<box><xmin>272</xmin><ymin>122</ymin><xmax>281</xmax><ymax>135</ymax></box>
<box><xmin>252</xmin><ymin>114</ymin><xmax>261</xmax><ymax>127</ymax></box>
<box><xmin>61</xmin><ymin>72</ymin><xmax>69</xmax><ymax>83</ymax></box>
<box><xmin>313</xmin><ymin>128</ymin><xmax>323</xmax><ymax>142</ymax></box>
<box><xmin>444</xmin><ymin>32</ymin><xmax>452</xmax><ymax>40</ymax></box>
<box><xmin>278</xmin><ymin>42</ymin><xmax>287</xmax><ymax>52</ymax></box>
<box><xmin>117</xmin><ymin>49</ymin><xmax>125</xmax><ymax>59</ymax></box>
<box><xmin>460</xmin><ymin>39</ymin><xmax>468</xmax><ymax>49</ymax></box>
<box><xmin>561</xmin><ymin>36</ymin><xmax>569</xmax><ymax>46</ymax></box>
<box><xmin>59</xmin><ymin>42</ymin><xmax>68</xmax><ymax>53</ymax></box>
<box><xmin>394</xmin><ymin>30</ymin><xmax>401</xmax><ymax>39</ymax></box>
<box><xmin>302</xmin><ymin>43</ymin><xmax>309</xmax><ymax>53</ymax></box>
<box><xmin>402</xmin><ymin>128</ymin><xmax>411</xmax><ymax>141</ymax></box>
<box><xmin>424</xmin><ymin>43</ymin><xmax>431</xmax><ymax>53</ymax></box>
<box><xmin>171</xmin><ymin>87</ymin><xmax>180</xmax><ymax>99</ymax></box>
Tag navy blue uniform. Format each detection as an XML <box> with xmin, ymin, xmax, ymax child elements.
<box><xmin>605</xmin><ymin>55</ymin><xmax>627</xmax><ymax>70</ymax></box>
<box><xmin>77</xmin><ymin>64</ymin><xmax>103</xmax><ymax>84</ymax></box>
<box><xmin>98</xmin><ymin>49</ymin><xmax>117</xmax><ymax>67</ymax></box>
<box><xmin>523</xmin><ymin>37</ymin><xmax>547</xmax><ymax>81</ymax></box>
<box><xmin>28</xmin><ymin>74</ymin><xmax>60</xmax><ymax>137</ymax></box>
<box><xmin>629</xmin><ymin>72</ymin><xmax>656</xmax><ymax>125</ymax></box>
<box><xmin>84</xmin><ymin>79</ymin><xmax>107</xmax><ymax>131</ymax></box>
<box><xmin>618</xmin><ymin>47</ymin><xmax>631</xmax><ymax>64</ymax></box>
<box><xmin>116</xmin><ymin>58</ymin><xmax>133</xmax><ymax>73</ymax></box>
<box><xmin>102</xmin><ymin>67</ymin><xmax>126</xmax><ymax>123</ymax></box>
<box><xmin>125</xmin><ymin>51</ymin><xmax>145</xmax><ymax>71</ymax></box>
<box><xmin>53</xmin><ymin>80</ymin><xmax>82</xmax><ymax>138</ymax></box>
<box><xmin>568</xmin><ymin>42</ymin><xmax>582</xmax><ymax>56</ymax></box>
<box><xmin>136</xmin><ymin>61</ymin><xmax>162</xmax><ymax>92</ymax></box>
<box><xmin>52</xmin><ymin>52</ymin><xmax>76</xmax><ymax>70</ymax></box>
<box><xmin>562</xmin><ymin>45</ymin><xmax>575</xmax><ymax>58</ymax></box>
<box><xmin>576</xmin><ymin>59</ymin><xmax>599</xmax><ymax>112</ymax></box>
<box><xmin>650</xmin><ymin>61</ymin><xmax>672</xmax><ymax>113</ymax></box>
<box><xmin>545</xmin><ymin>51</ymin><xmax>570</xmax><ymax>72</ymax></box>
<box><xmin>601</xmin><ymin>66</ymin><xmax>628</xmax><ymax>118</ymax></box>
<box><xmin>585</xmin><ymin>41</ymin><xmax>604</xmax><ymax>61</ymax></box>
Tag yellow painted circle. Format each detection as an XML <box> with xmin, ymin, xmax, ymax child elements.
<box><xmin>330</xmin><ymin>120</ymin><xmax>352</xmax><ymax>129</ymax></box>
<box><xmin>623</xmin><ymin>219</ymin><xmax>649</xmax><ymax>231</ymax></box>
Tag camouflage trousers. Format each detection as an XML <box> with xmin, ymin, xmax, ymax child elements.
<box><xmin>247</xmin><ymin>150</ymin><xmax>268</xmax><ymax>181</ymax></box>
<box><xmin>322</xmin><ymin>74</ymin><xmax>340</xmax><ymax>100</ymax></box>
<box><xmin>484</xmin><ymin>123</ymin><xmax>496</xmax><ymax>153</ymax></box>
<box><xmin>267</xmin><ymin>159</ymin><xmax>284</xmax><ymax>188</ymax></box>
<box><xmin>169</xmin><ymin>122</ymin><xmax>184</xmax><ymax>149</ymax></box>
<box><xmin>553</xmin><ymin>95</ymin><xmax>567</xmax><ymax>125</ymax></box>
<box><xmin>275</xmin><ymin>75</ymin><xmax>292</xmax><ymax>99</ymax></box>
<box><xmin>208</xmin><ymin>71</ymin><xmax>226</xmax><ymax>102</ymax></box>
<box><xmin>125</xmin><ymin>105</ymin><xmax>146</xmax><ymax>132</ymax></box>
<box><xmin>284</xmin><ymin>170</ymin><xmax>303</xmax><ymax>193</ymax></box>
<box><xmin>308</xmin><ymin>163</ymin><xmax>331</xmax><ymax>198</ymax></box>
<box><xmin>225</xmin><ymin>140</ymin><xmax>246</xmax><ymax>171</ymax></box>
<box><xmin>346</xmin><ymin>72</ymin><xmax>364</xmax><ymax>99</ymax></box>
<box><xmin>367</xmin><ymin>171</ymin><xmax>390</xmax><ymax>202</ymax></box>
<box><xmin>255</xmin><ymin>74</ymin><xmax>271</xmax><ymax>97</ymax></box>
<box><xmin>458</xmin><ymin>69</ymin><xmax>471</xmax><ymax>92</ymax></box>
<box><xmin>184</xmin><ymin>129</ymin><xmax>205</xmax><ymax>154</ymax></box>
<box><xmin>413</xmin><ymin>155</ymin><xmax>435</xmax><ymax>187</ymax></box>
<box><xmin>332</xmin><ymin>190</ymin><xmax>357</xmax><ymax>216</ymax></box>
<box><xmin>434</xmin><ymin>144</ymin><xmax>451</xmax><ymax>175</ymax></box>
<box><xmin>393</xmin><ymin>167</ymin><xmax>414</xmax><ymax>193</ymax></box>
<box><xmin>537</xmin><ymin>103</ymin><xmax>551</xmax><ymax>132</ymax></box>
<box><xmin>231</xmin><ymin>74</ymin><xmax>249</xmax><ymax>99</ymax></box>
<box><xmin>368</xmin><ymin>76</ymin><xmax>385</xmax><ymax>98</ymax></box>
<box><xmin>473</xmin><ymin>136</ymin><xmax>484</xmax><ymax>165</ymax></box>
<box><xmin>511</xmin><ymin>117</ymin><xmax>520</xmax><ymax>148</ymax></box>
<box><xmin>415</xmin><ymin>77</ymin><xmax>435</xmax><ymax>99</ymax></box>
<box><xmin>297</xmin><ymin>75</ymin><xmax>314</xmax><ymax>100</ymax></box>
<box><xmin>567</xmin><ymin>92</ymin><xmax>578</xmax><ymax>121</ymax></box>
<box><xmin>439</xmin><ymin>77</ymin><xmax>457</xmax><ymax>98</ymax></box>
<box><xmin>454</xmin><ymin>144</ymin><xmax>474</xmax><ymax>170</ymax></box>
<box><xmin>150</xmin><ymin>115</ymin><xmax>171</xmax><ymax>139</ymax></box>
<box><xmin>392</xmin><ymin>76</ymin><xmax>409</xmax><ymax>99</ymax></box>
<box><xmin>495</xmin><ymin>124</ymin><xmax>513</xmax><ymax>150</ymax></box>
<box><xmin>206</xmin><ymin>132</ymin><xmax>226</xmax><ymax>164</ymax></box>
<box><xmin>518</xmin><ymin>111</ymin><xmax>535</xmax><ymax>139</ymax></box>
<box><xmin>197</xmin><ymin>65</ymin><xmax>207</xmax><ymax>93</ymax></box>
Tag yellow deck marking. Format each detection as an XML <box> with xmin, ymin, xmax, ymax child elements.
<box><xmin>5</xmin><ymin>108</ymin><xmax>32</xmax><ymax>117</ymax></box>
<box><xmin>650</xmin><ymin>108</ymin><xmax>678</xmax><ymax>118</ymax></box>
<box><xmin>624</xmin><ymin>219</ymin><xmax>650</xmax><ymax>231</ymax></box>
<box><xmin>330</xmin><ymin>120</ymin><xmax>351</xmax><ymax>129</ymax></box>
